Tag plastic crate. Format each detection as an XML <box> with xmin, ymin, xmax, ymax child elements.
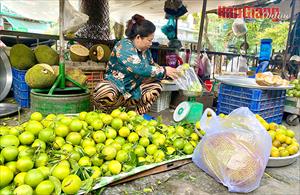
<box><xmin>83</xmin><ymin>70</ymin><xmax>104</xmax><ymax>93</ymax></box>
<box><xmin>217</xmin><ymin>83</ymin><xmax>286</xmax><ymax>123</ymax></box>
<box><xmin>12</xmin><ymin>68</ymin><xmax>30</xmax><ymax>108</ymax></box>
<box><xmin>219</xmin><ymin>84</ymin><xmax>286</xmax><ymax>101</ymax></box>
<box><xmin>150</xmin><ymin>91</ymin><xmax>171</xmax><ymax>112</ymax></box>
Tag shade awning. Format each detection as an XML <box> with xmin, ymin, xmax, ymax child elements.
<box><xmin>1</xmin><ymin>0</ymin><xmax>259</xmax><ymax>23</ymax></box>
<box><xmin>3</xmin><ymin>16</ymin><xmax>51</xmax><ymax>33</ymax></box>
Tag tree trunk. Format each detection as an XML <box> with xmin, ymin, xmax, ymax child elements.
<box><xmin>203</xmin><ymin>14</ymin><xmax>214</xmax><ymax>51</ymax></box>
<box><xmin>76</xmin><ymin>0</ymin><xmax>110</xmax><ymax>47</ymax></box>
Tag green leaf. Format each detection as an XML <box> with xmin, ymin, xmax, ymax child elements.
<box><xmin>127</xmin><ymin>151</ymin><xmax>138</xmax><ymax>167</ymax></box>
<box><xmin>82</xmin><ymin>177</ymin><xmax>94</xmax><ymax>192</ymax></box>
<box><xmin>69</xmin><ymin>159</ymin><xmax>79</xmax><ymax>173</ymax></box>
<box><xmin>49</xmin><ymin>176</ymin><xmax>61</xmax><ymax>195</ymax></box>
<box><xmin>159</xmin><ymin>145</ymin><xmax>168</xmax><ymax>153</ymax></box>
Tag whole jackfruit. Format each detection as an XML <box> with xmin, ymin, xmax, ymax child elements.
<box><xmin>52</xmin><ymin>66</ymin><xmax>87</xmax><ymax>87</ymax></box>
<box><xmin>89</xmin><ymin>44</ymin><xmax>111</xmax><ymax>62</ymax></box>
<box><xmin>25</xmin><ymin>64</ymin><xmax>57</xmax><ymax>89</ymax></box>
<box><xmin>34</xmin><ymin>45</ymin><xmax>59</xmax><ymax>65</ymax></box>
<box><xmin>9</xmin><ymin>44</ymin><xmax>36</xmax><ymax>70</ymax></box>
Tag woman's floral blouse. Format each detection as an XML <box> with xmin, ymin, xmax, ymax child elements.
<box><xmin>105</xmin><ymin>38</ymin><xmax>166</xmax><ymax>100</ymax></box>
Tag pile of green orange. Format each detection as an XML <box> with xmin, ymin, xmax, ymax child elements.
<box><xmin>0</xmin><ymin>109</ymin><xmax>202</xmax><ymax>194</ymax></box>
<box><xmin>256</xmin><ymin>115</ymin><xmax>299</xmax><ymax>158</ymax></box>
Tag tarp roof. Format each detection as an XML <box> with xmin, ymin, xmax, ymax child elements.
<box><xmin>1</xmin><ymin>0</ymin><xmax>259</xmax><ymax>23</ymax></box>
<box><xmin>3</xmin><ymin>16</ymin><xmax>51</xmax><ymax>33</ymax></box>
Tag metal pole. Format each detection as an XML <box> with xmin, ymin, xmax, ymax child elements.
<box><xmin>282</xmin><ymin>0</ymin><xmax>296</xmax><ymax>77</ymax></box>
<box><xmin>59</xmin><ymin>0</ymin><xmax>65</xmax><ymax>88</ymax></box>
<box><xmin>197</xmin><ymin>0</ymin><xmax>207</xmax><ymax>54</ymax></box>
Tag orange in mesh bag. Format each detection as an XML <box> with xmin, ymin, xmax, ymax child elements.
<box><xmin>192</xmin><ymin>108</ymin><xmax>272</xmax><ymax>193</ymax></box>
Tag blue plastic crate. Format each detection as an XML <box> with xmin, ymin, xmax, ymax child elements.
<box><xmin>12</xmin><ymin>68</ymin><xmax>30</xmax><ymax>108</ymax></box>
<box><xmin>14</xmin><ymin>95</ymin><xmax>30</xmax><ymax>108</ymax></box>
<box><xmin>217</xmin><ymin>83</ymin><xmax>286</xmax><ymax>123</ymax></box>
<box><xmin>219</xmin><ymin>84</ymin><xmax>286</xmax><ymax>100</ymax></box>
<box><xmin>13</xmin><ymin>85</ymin><xmax>30</xmax><ymax>99</ymax></box>
<box><xmin>217</xmin><ymin>105</ymin><xmax>283</xmax><ymax>124</ymax></box>
<box><xmin>265</xmin><ymin>114</ymin><xmax>283</xmax><ymax>124</ymax></box>
<box><xmin>12</xmin><ymin>68</ymin><xmax>27</xmax><ymax>81</ymax></box>
<box><xmin>218</xmin><ymin>92</ymin><xmax>285</xmax><ymax>110</ymax></box>
<box><xmin>13</xmin><ymin>78</ymin><xmax>30</xmax><ymax>91</ymax></box>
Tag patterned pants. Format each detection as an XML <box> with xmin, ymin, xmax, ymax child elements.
<box><xmin>93</xmin><ymin>80</ymin><xmax>162</xmax><ymax>114</ymax></box>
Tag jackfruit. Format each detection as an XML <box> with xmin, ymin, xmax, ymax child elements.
<box><xmin>9</xmin><ymin>44</ymin><xmax>36</xmax><ymax>70</ymax></box>
<box><xmin>25</xmin><ymin>64</ymin><xmax>57</xmax><ymax>89</ymax></box>
<box><xmin>89</xmin><ymin>44</ymin><xmax>111</xmax><ymax>62</ymax></box>
<box><xmin>69</xmin><ymin>44</ymin><xmax>89</xmax><ymax>62</ymax></box>
<box><xmin>52</xmin><ymin>66</ymin><xmax>87</xmax><ymax>87</ymax></box>
<box><xmin>34</xmin><ymin>45</ymin><xmax>59</xmax><ymax>65</ymax></box>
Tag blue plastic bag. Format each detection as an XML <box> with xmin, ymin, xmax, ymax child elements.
<box><xmin>192</xmin><ymin>107</ymin><xmax>272</xmax><ymax>193</ymax></box>
<box><xmin>161</xmin><ymin>16</ymin><xmax>176</xmax><ymax>40</ymax></box>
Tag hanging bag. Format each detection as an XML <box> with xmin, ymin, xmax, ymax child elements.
<box><xmin>161</xmin><ymin>16</ymin><xmax>176</xmax><ymax>40</ymax></box>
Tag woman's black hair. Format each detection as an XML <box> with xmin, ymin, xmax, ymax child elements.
<box><xmin>125</xmin><ymin>14</ymin><xmax>156</xmax><ymax>39</ymax></box>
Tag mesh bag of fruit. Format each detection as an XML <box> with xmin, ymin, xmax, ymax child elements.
<box><xmin>174</xmin><ymin>64</ymin><xmax>202</xmax><ymax>93</ymax></box>
<box><xmin>192</xmin><ymin>107</ymin><xmax>272</xmax><ymax>193</ymax></box>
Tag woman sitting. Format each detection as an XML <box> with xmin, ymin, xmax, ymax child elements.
<box><xmin>93</xmin><ymin>14</ymin><xmax>179</xmax><ymax>114</ymax></box>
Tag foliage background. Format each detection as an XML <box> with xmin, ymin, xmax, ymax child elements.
<box><xmin>181</xmin><ymin>13</ymin><xmax>289</xmax><ymax>55</ymax></box>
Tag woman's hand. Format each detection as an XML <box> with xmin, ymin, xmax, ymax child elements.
<box><xmin>165</xmin><ymin>66</ymin><xmax>180</xmax><ymax>80</ymax></box>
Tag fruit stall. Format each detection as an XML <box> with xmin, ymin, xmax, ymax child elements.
<box><xmin>0</xmin><ymin>0</ymin><xmax>300</xmax><ymax>195</ymax></box>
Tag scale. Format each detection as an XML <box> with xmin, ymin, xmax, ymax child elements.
<box><xmin>173</xmin><ymin>90</ymin><xmax>203</xmax><ymax>123</ymax></box>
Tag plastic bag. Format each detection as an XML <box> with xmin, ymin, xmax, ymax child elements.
<box><xmin>192</xmin><ymin>107</ymin><xmax>272</xmax><ymax>193</ymax></box>
<box><xmin>232</xmin><ymin>18</ymin><xmax>247</xmax><ymax>37</ymax></box>
<box><xmin>202</xmin><ymin>53</ymin><xmax>212</xmax><ymax>77</ymax></box>
<box><xmin>194</xmin><ymin>54</ymin><xmax>204</xmax><ymax>77</ymax></box>
<box><xmin>161</xmin><ymin>16</ymin><xmax>176</xmax><ymax>40</ymax></box>
<box><xmin>226</xmin><ymin>56</ymin><xmax>248</xmax><ymax>72</ymax></box>
<box><xmin>63</xmin><ymin>0</ymin><xmax>89</xmax><ymax>34</ymax></box>
<box><xmin>174</xmin><ymin>66</ymin><xmax>202</xmax><ymax>92</ymax></box>
<box><xmin>166</xmin><ymin>53</ymin><xmax>178</xmax><ymax>68</ymax></box>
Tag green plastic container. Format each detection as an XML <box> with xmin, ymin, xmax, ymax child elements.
<box><xmin>30</xmin><ymin>89</ymin><xmax>91</xmax><ymax>116</ymax></box>
<box><xmin>173</xmin><ymin>101</ymin><xmax>203</xmax><ymax>123</ymax></box>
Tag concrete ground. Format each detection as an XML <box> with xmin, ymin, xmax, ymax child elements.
<box><xmin>0</xmin><ymin>101</ymin><xmax>299</xmax><ymax>195</ymax></box>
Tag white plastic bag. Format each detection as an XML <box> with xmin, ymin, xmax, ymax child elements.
<box><xmin>226</xmin><ymin>56</ymin><xmax>248</xmax><ymax>72</ymax></box>
<box><xmin>232</xmin><ymin>18</ymin><xmax>247</xmax><ymax>37</ymax></box>
<box><xmin>174</xmin><ymin>66</ymin><xmax>202</xmax><ymax>92</ymax></box>
<box><xmin>202</xmin><ymin>53</ymin><xmax>211</xmax><ymax>77</ymax></box>
<box><xmin>63</xmin><ymin>0</ymin><xmax>89</xmax><ymax>34</ymax></box>
<box><xmin>192</xmin><ymin>107</ymin><xmax>272</xmax><ymax>193</ymax></box>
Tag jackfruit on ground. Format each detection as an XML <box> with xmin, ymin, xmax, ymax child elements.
<box><xmin>25</xmin><ymin>64</ymin><xmax>57</xmax><ymax>89</ymax></box>
<box><xmin>9</xmin><ymin>44</ymin><xmax>36</xmax><ymax>70</ymax></box>
<box><xmin>34</xmin><ymin>45</ymin><xmax>59</xmax><ymax>65</ymax></box>
<box><xmin>89</xmin><ymin>44</ymin><xmax>111</xmax><ymax>62</ymax></box>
